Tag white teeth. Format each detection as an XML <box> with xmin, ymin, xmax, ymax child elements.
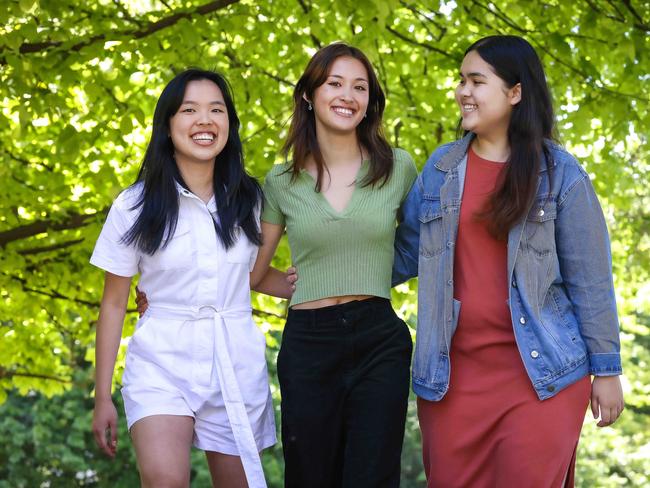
<box><xmin>192</xmin><ymin>133</ymin><xmax>215</xmax><ymax>141</ymax></box>
<box><xmin>463</xmin><ymin>104</ymin><xmax>477</xmax><ymax>111</ymax></box>
<box><xmin>332</xmin><ymin>107</ymin><xmax>354</xmax><ymax>116</ymax></box>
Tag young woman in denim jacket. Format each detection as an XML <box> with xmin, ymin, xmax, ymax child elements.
<box><xmin>393</xmin><ymin>35</ymin><xmax>624</xmax><ymax>487</ymax></box>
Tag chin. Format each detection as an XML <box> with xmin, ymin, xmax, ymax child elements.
<box><xmin>460</xmin><ymin>122</ymin><xmax>474</xmax><ymax>132</ymax></box>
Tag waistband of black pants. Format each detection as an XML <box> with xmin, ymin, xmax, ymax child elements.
<box><xmin>287</xmin><ymin>296</ymin><xmax>390</xmax><ymax>323</ymax></box>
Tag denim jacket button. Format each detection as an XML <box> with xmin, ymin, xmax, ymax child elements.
<box><xmin>547</xmin><ymin>385</ymin><xmax>555</xmax><ymax>392</ymax></box>
<box><xmin>447</xmin><ymin>242</ymin><xmax>454</xmax><ymax>248</ymax></box>
<box><xmin>447</xmin><ymin>280</ymin><xmax>453</xmax><ymax>286</ymax></box>
<box><xmin>538</xmin><ymin>209</ymin><xmax>545</xmax><ymax>217</ymax></box>
<box><xmin>530</xmin><ymin>350</ymin><xmax>539</xmax><ymax>358</ymax></box>
<box><xmin>519</xmin><ymin>317</ymin><xmax>526</xmax><ymax>325</ymax></box>
<box><xmin>512</xmin><ymin>279</ymin><xmax>517</xmax><ymax>288</ymax></box>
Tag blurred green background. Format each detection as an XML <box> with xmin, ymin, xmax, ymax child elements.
<box><xmin>1</xmin><ymin>0</ymin><xmax>648</xmax><ymax>486</ymax></box>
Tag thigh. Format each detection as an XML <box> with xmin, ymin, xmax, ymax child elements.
<box><xmin>205</xmin><ymin>451</ymin><xmax>247</xmax><ymax>488</ymax></box>
<box><xmin>495</xmin><ymin>377</ymin><xmax>590</xmax><ymax>487</ymax></box>
<box><xmin>342</xmin><ymin>311</ymin><xmax>412</xmax><ymax>488</ymax></box>
<box><xmin>278</xmin><ymin>315</ymin><xmax>347</xmax><ymax>488</ymax></box>
<box><xmin>130</xmin><ymin>414</ymin><xmax>194</xmax><ymax>488</ymax></box>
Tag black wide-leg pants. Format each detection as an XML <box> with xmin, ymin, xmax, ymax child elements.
<box><xmin>277</xmin><ymin>297</ymin><xmax>413</xmax><ymax>488</ymax></box>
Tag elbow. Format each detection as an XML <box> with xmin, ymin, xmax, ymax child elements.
<box><xmin>250</xmin><ymin>276</ymin><xmax>261</xmax><ymax>291</ymax></box>
<box><xmin>249</xmin><ymin>269</ymin><xmax>265</xmax><ymax>291</ymax></box>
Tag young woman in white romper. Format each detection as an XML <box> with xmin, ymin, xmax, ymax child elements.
<box><xmin>91</xmin><ymin>70</ymin><xmax>293</xmax><ymax>488</ymax></box>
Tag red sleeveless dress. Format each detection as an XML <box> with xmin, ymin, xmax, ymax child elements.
<box><xmin>417</xmin><ymin>147</ymin><xmax>591</xmax><ymax>488</ymax></box>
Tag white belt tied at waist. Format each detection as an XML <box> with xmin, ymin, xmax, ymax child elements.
<box><xmin>146</xmin><ymin>304</ymin><xmax>267</xmax><ymax>488</ymax></box>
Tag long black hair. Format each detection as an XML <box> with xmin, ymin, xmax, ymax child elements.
<box><xmin>460</xmin><ymin>35</ymin><xmax>557</xmax><ymax>239</ymax></box>
<box><xmin>283</xmin><ymin>42</ymin><xmax>393</xmax><ymax>191</ymax></box>
<box><xmin>122</xmin><ymin>69</ymin><xmax>262</xmax><ymax>253</ymax></box>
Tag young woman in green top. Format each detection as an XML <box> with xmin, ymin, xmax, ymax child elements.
<box><xmin>250</xmin><ymin>42</ymin><xmax>417</xmax><ymax>488</ymax></box>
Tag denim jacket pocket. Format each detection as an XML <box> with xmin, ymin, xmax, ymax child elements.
<box><xmin>418</xmin><ymin>197</ymin><xmax>445</xmax><ymax>257</ymax></box>
<box><xmin>524</xmin><ymin>198</ymin><xmax>557</xmax><ymax>256</ymax></box>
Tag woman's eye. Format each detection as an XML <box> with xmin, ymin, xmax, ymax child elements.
<box><xmin>328</xmin><ymin>81</ymin><xmax>341</xmax><ymax>87</ymax></box>
<box><xmin>181</xmin><ymin>108</ymin><xmax>195</xmax><ymax>113</ymax></box>
<box><xmin>355</xmin><ymin>85</ymin><xmax>367</xmax><ymax>91</ymax></box>
<box><xmin>212</xmin><ymin>108</ymin><xmax>224</xmax><ymax>113</ymax></box>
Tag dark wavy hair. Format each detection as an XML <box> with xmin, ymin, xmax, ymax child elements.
<box><xmin>460</xmin><ymin>35</ymin><xmax>557</xmax><ymax>239</ymax></box>
<box><xmin>121</xmin><ymin>69</ymin><xmax>262</xmax><ymax>254</ymax></box>
<box><xmin>282</xmin><ymin>42</ymin><xmax>393</xmax><ymax>191</ymax></box>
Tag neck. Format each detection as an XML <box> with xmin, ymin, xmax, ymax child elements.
<box><xmin>472</xmin><ymin>131</ymin><xmax>510</xmax><ymax>163</ymax></box>
<box><xmin>175</xmin><ymin>157</ymin><xmax>215</xmax><ymax>203</ymax></box>
<box><xmin>315</xmin><ymin>127</ymin><xmax>364</xmax><ymax>167</ymax></box>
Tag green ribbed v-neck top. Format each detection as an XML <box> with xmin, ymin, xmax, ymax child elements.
<box><xmin>262</xmin><ymin>148</ymin><xmax>417</xmax><ymax>306</ymax></box>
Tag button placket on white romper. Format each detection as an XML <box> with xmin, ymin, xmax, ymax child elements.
<box><xmin>174</xmin><ymin>190</ymin><xmax>268</xmax><ymax>487</ymax></box>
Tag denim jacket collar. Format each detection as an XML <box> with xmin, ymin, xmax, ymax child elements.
<box><xmin>435</xmin><ymin>132</ymin><xmax>556</xmax><ymax>173</ymax></box>
<box><xmin>434</xmin><ymin>133</ymin><xmax>474</xmax><ymax>173</ymax></box>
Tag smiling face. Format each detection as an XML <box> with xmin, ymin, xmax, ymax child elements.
<box><xmin>455</xmin><ymin>50</ymin><xmax>521</xmax><ymax>139</ymax></box>
<box><xmin>169</xmin><ymin>79</ymin><xmax>229</xmax><ymax>167</ymax></box>
<box><xmin>309</xmin><ymin>56</ymin><xmax>370</xmax><ymax>136</ymax></box>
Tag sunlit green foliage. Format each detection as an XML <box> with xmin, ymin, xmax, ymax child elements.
<box><xmin>1</xmin><ymin>0</ymin><xmax>648</xmax><ymax>485</ymax></box>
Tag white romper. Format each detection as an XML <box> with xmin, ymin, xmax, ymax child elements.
<box><xmin>90</xmin><ymin>182</ymin><xmax>275</xmax><ymax>487</ymax></box>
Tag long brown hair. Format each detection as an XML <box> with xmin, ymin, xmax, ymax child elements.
<box><xmin>282</xmin><ymin>42</ymin><xmax>393</xmax><ymax>191</ymax></box>
<box><xmin>460</xmin><ymin>36</ymin><xmax>557</xmax><ymax>239</ymax></box>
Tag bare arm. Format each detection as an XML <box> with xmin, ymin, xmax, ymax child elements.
<box><xmin>92</xmin><ymin>272</ymin><xmax>132</xmax><ymax>457</ymax></box>
<box><xmin>254</xmin><ymin>266</ymin><xmax>296</xmax><ymax>299</ymax></box>
<box><xmin>250</xmin><ymin>221</ymin><xmax>293</xmax><ymax>298</ymax></box>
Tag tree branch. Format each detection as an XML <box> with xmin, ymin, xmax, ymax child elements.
<box><xmin>399</xmin><ymin>1</ymin><xmax>447</xmax><ymax>42</ymax></box>
<box><xmin>17</xmin><ymin>238</ymin><xmax>85</xmax><ymax>255</ymax></box>
<box><xmin>385</xmin><ymin>26</ymin><xmax>458</xmax><ymax>61</ymax></box>
<box><xmin>467</xmin><ymin>0</ymin><xmax>649</xmax><ymax>102</ymax></box>
<box><xmin>621</xmin><ymin>0</ymin><xmax>650</xmax><ymax>31</ymax></box>
<box><xmin>290</xmin><ymin>0</ymin><xmax>321</xmax><ymax>47</ymax></box>
<box><xmin>111</xmin><ymin>0</ymin><xmax>144</xmax><ymax>27</ymax></box>
<box><xmin>585</xmin><ymin>0</ymin><xmax>649</xmax><ymax>31</ymax></box>
<box><xmin>0</xmin><ymin>208</ymin><xmax>106</xmax><ymax>248</ymax></box>
<box><xmin>222</xmin><ymin>49</ymin><xmax>295</xmax><ymax>87</ymax></box>
<box><xmin>3</xmin><ymin>147</ymin><xmax>54</xmax><ymax>172</ymax></box>
<box><xmin>10</xmin><ymin>0</ymin><xmax>241</xmax><ymax>57</ymax></box>
<box><xmin>0</xmin><ymin>368</ymin><xmax>71</xmax><ymax>384</ymax></box>
<box><xmin>6</xmin><ymin>272</ymin><xmax>101</xmax><ymax>308</ymax></box>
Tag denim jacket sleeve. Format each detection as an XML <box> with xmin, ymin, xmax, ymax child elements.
<box><xmin>392</xmin><ymin>174</ymin><xmax>422</xmax><ymax>286</ymax></box>
<box><xmin>555</xmin><ymin>167</ymin><xmax>622</xmax><ymax>376</ymax></box>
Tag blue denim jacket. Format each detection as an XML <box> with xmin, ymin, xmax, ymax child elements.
<box><xmin>393</xmin><ymin>133</ymin><xmax>622</xmax><ymax>401</ymax></box>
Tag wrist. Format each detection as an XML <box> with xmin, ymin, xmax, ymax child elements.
<box><xmin>94</xmin><ymin>392</ymin><xmax>113</xmax><ymax>403</ymax></box>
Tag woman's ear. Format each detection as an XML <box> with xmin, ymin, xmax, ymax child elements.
<box><xmin>302</xmin><ymin>93</ymin><xmax>311</xmax><ymax>104</ymax></box>
<box><xmin>509</xmin><ymin>83</ymin><xmax>522</xmax><ymax>105</ymax></box>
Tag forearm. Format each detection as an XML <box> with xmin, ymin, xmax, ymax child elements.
<box><xmin>95</xmin><ymin>304</ymin><xmax>127</xmax><ymax>400</ymax></box>
<box><xmin>392</xmin><ymin>178</ymin><xmax>422</xmax><ymax>286</ymax></box>
<box><xmin>250</xmin><ymin>221</ymin><xmax>284</xmax><ymax>292</ymax></box>
<box><xmin>556</xmin><ymin>175</ymin><xmax>621</xmax><ymax>369</ymax></box>
<box><xmin>253</xmin><ymin>266</ymin><xmax>293</xmax><ymax>299</ymax></box>
<box><xmin>94</xmin><ymin>273</ymin><xmax>131</xmax><ymax>400</ymax></box>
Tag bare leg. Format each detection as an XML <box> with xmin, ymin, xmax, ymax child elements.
<box><xmin>130</xmin><ymin>415</ymin><xmax>195</xmax><ymax>488</ymax></box>
<box><xmin>205</xmin><ymin>451</ymin><xmax>249</xmax><ymax>488</ymax></box>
